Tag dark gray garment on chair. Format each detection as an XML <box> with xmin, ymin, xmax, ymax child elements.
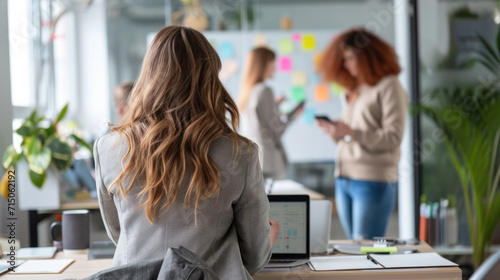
<box><xmin>74</xmin><ymin>246</ymin><xmax>219</xmax><ymax>280</ymax></box>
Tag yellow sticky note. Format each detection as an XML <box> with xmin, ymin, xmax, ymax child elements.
<box><xmin>279</xmin><ymin>38</ymin><xmax>294</xmax><ymax>54</ymax></box>
<box><xmin>313</xmin><ymin>53</ymin><xmax>323</xmax><ymax>67</ymax></box>
<box><xmin>254</xmin><ymin>34</ymin><xmax>267</xmax><ymax>46</ymax></box>
<box><xmin>315</xmin><ymin>85</ymin><xmax>329</xmax><ymax>102</ymax></box>
<box><xmin>292</xmin><ymin>71</ymin><xmax>307</xmax><ymax>86</ymax></box>
<box><xmin>302</xmin><ymin>34</ymin><xmax>316</xmax><ymax>50</ymax></box>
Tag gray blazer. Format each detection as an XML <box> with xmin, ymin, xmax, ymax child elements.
<box><xmin>242</xmin><ymin>83</ymin><xmax>291</xmax><ymax>180</ymax></box>
<box><xmin>94</xmin><ymin>133</ymin><xmax>272</xmax><ymax>280</ymax></box>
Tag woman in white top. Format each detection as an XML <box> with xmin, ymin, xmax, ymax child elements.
<box><xmin>238</xmin><ymin>47</ymin><xmax>301</xmax><ymax>180</ymax></box>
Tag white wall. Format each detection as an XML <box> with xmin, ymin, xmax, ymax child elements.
<box><xmin>74</xmin><ymin>0</ymin><xmax>110</xmax><ymax>137</ymax></box>
<box><xmin>257</xmin><ymin>0</ymin><xmax>396</xmax><ymax>43</ymax></box>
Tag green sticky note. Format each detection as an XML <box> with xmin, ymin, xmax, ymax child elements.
<box><xmin>291</xmin><ymin>86</ymin><xmax>306</xmax><ymax>102</ymax></box>
<box><xmin>330</xmin><ymin>83</ymin><xmax>345</xmax><ymax>96</ymax></box>
<box><xmin>279</xmin><ymin>38</ymin><xmax>294</xmax><ymax>54</ymax></box>
<box><xmin>360</xmin><ymin>246</ymin><xmax>398</xmax><ymax>254</ymax></box>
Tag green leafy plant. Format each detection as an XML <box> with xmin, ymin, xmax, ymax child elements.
<box><xmin>413</xmin><ymin>26</ymin><xmax>500</xmax><ymax>268</ymax></box>
<box><xmin>471</xmin><ymin>26</ymin><xmax>500</xmax><ymax>74</ymax></box>
<box><xmin>2</xmin><ymin>104</ymin><xmax>90</xmax><ymax>188</ymax></box>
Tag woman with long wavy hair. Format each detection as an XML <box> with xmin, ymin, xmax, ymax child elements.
<box><xmin>94</xmin><ymin>26</ymin><xmax>278</xmax><ymax>279</ymax></box>
<box><xmin>316</xmin><ymin>28</ymin><xmax>408</xmax><ymax>240</ymax></box>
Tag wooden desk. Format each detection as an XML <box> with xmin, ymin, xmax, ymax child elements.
<box><xmin>254</xmin><ymin>240</ymin><xmax>461</xmax><ymax>279</ymax></box>
<box><xmin>0</xmin><ymin>240</ymin><xmax>461</xmax><ymax>279</ymax></box>
<box><xmin>59</xmin><ymin>198</ymin><xmax>100</xmax><ymax>210</ymax></box>
<box><xmin>0</xmin><ymin>251</ymin><xmax>112</xmax><ymax>280</ymax></box>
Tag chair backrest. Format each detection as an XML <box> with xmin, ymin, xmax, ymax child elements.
<box><xmin>470</xmin><ymin>249</ymin><xmax>500</xmax><ymax>280</ymax></box>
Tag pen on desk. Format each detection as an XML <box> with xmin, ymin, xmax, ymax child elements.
<box><xmin>367</xmin><ymin>254</ymin><xmax>381</xmax><ymax>266</ymax></box>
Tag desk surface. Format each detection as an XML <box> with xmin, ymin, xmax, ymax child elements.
<box><xmin>59</xmin><ymin>198</ymin><xmax>100</xmax><ymax>210</ymax></box>
<box><xmin>0</xmin><ymin>240</ymin><xmax>461</xmax><ymax>280</ymax></box>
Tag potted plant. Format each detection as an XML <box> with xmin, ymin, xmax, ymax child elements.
<box><xmin>413</xmin><ymin>27</ymin><xmax>500</xmax><ymax>268</ymax></box>
<box><xmin>1</xmin><ymin>104</ymin><xmax>91</xmax><ymax>209</ymax></box>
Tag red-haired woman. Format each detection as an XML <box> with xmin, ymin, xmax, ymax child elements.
<box><xmin>316</xmin><ymin>28</ymin><xmax>408</xmax><ymax>240</ymax></box>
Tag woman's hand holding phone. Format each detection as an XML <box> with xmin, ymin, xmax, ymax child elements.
<box><xmin>315</xmin><ymin>116</ymin><xmax>353</xmax><ymax>142</ymax></box>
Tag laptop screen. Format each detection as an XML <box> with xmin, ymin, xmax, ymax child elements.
<box><xmin>268</xmin><ymin>195</ymin><xmax>310</xmax><ymax>259</ymax></box>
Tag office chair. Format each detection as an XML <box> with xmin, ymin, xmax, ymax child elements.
<box><xmin>470</xmin><ymin>249</ymin><xmax>500</xmax><ymax>280</ymax></box>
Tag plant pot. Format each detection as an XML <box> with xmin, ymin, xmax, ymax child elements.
<box><xmin>17</xmin><ymin>160</ymin><xmax>61</xmax><ymax>210</ymax></box>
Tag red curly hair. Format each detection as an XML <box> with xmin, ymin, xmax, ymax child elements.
<box><xmin>318</xmin><ymin>28</ymin><xmax>401</xmax><ymax>91</ymax></box>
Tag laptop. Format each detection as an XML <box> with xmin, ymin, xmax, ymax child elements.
<box><xmin>310</xmin><ymin>200</ymin><xmax>332</xmax><ymax>254</ymax></box>
<box><xmin>266</xmin><ymin>195</ymin><xmax>310</xmax><ymax>268</ymax></box>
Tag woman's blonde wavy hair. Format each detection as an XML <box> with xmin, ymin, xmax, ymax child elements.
<box><xmin>109</xmin><ymin>25</ymin><xmax>251</xmax><ymax>223</ymax></box>
<box><xmin>238</xmin><ymin>47</ymin><xmax>276</xmax><ymax>111</ymax></box>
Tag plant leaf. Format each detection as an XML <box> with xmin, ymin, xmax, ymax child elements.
<box><xmin>70</xmin><ymin>134</ymin><xmax>93</xmax><ymax>155</ymax></box>
<box><xmin>477</xmin><ymin>32</ymin><xmax>500</xmax><ymax>64</ymax></box>
<box><xmin>47</xmin><ymin>138</ymin><xmax>73</xmax><ymax>170</ymax></box>
<box><xmin>475</xmin><ymin>59</ymin><xmax>497</xmax><ymax>74</ymax></box>
<box><xmin>26</xmin><ymin>137</ymin><xmax>42</xmax><ymax>158</ymax></box>
<box><xmin>497</xmin><ymin>25</ymin><xmax>500</xmax><ymax>63</ymax></box>
<box><xmin>2</xmin><ymin>145</ymin><xmax>21</xmax><ymax>170</ymax></box>
<box><xmin>29</xmin><ymin>168</ymin><xmax>46</xmax><ymax>189</ymax></box>
<box><xmin>16</xmin><ymin>121</ymin><xmax>35</xmax><ymax>137</ymax></box>
<box><xmin>27</xmin><ymin>146</ymin><xmax>51</xmax><ymax>175</ymax></box>
<box><xmin>28</xmin><ymin>110</ymin><xmax>37</xmax><ymax>123</ymax></box>
<box><xmin>44</xmin><ymin>124</ymin><xmax>56</xmax><ymax>139</ymax></box>
<box><xmin>55</xmin><ymin>104</ymin><xmax>68</xmax><ymax>124</ymax></box>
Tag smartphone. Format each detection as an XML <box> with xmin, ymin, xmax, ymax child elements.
<box><xmin>315</xmin><ymin>115</ymin><xmax>336</xmax><ymax>125</ymax></box>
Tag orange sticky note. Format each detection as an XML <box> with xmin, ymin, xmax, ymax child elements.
<box><xmin>313</xmin><ymin>53</ymin><xmax>323</xmax><ymax>67</ymax></box>
<box><xmin>315</xmin><ymin>85</ymin><xmax>329</xmax><ymax>102</ymax></box>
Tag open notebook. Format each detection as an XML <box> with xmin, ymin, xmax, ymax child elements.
<box><xmin>309</xmin><ymin>252</ymin><xmax>458</xmax><ymax>271</ymax></box>
<box><xmin>8</xmin><ymin>259</ymin><xmax>74</xmax><ymax>274</ymax></box>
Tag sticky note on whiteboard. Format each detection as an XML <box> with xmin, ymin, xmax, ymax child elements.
<box><xmin>279</xmin><ymin>38</ymin><xmax>294</xmax><ymax>54</ymax></box>
<box><xmin>279</xmin><ymin>56</ymin><xmax>292</xmax><ymax>72</ymax></box>
<box><xmin>331</xmin><ymin>83</ymin><xmax>345</xmax><ymax>96</ymax></box>
<box><xmin>292</xmin><ymin>33</ymin><xmax>301</xmax><ymax>42</ymax></box>
<box><xmin>303</xmin><ymin>108</ymin><xmax>315</xmax><ymax>124</ymax></box>
<box><xmin>292</xmin><ymin>71</ymin><xmax>307</xmax><ymax>86</ymax></box>
<box><xmin>254</xmin><ymin>34</ymin><xmax>267</xmax><ymax>46</ymax></box>
<box><xmin>291</xmin><ymin>86</ymin><xmax>306</xmax><ymax>102</ymax></box>
<box><xmin>302</xmin><ymin>34</ymin><xmax>316</xmax><ymax>50</ymax></box>
<box><xmin>310</xmin><ymin>73</ymin><xmax>319</xmax><ymax>84</ymax></box>
<box><xmin>313</xmin><ymin>53</ymin><xmax>323</xmax><ymax>67</ymax></box>
<box><xmin>219</xmin><ymin>42</ymin><xmax>234</xmax><ymax>58</ymax></box>
<box><xmin>315</xmin><ymin>85</ymin><xmax>330</xmax><ymax>102</ymax></box>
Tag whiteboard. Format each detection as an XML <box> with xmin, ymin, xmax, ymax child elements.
<box><xmin>204</xmin><ymin>30</ymin><xmax>343</xmax><ymax>163</ymax></box>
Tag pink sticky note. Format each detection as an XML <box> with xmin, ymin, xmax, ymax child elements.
<box><xmin>279</xmin><ymin>56</ymin><xmax>292</xmax><ymax>72</ymax></box>
<box><xmin>292</xmin><ymin>33</ymin><xmax>301</xmax><ymax>42</ymax></box>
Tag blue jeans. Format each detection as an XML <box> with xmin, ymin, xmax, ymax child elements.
<box><xmin>335</xmin><ymin>177</ymin><xmax>397</xmax><ymax>240</ymax></box>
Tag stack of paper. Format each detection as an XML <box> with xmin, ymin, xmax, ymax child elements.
<box><xmin>309</xmin><ymin>256</ymin><xmax>383</xmax><ymax>271</ymax></box>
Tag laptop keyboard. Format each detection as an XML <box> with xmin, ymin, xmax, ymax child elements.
<box><xmin>269</xmin><ymin>260</ymin><xmax>297</xmax><ymax>263</ymax></box>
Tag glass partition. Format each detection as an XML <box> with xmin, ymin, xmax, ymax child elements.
<box><xmin>417</xmin><ymin>0</ymin><xmax>500</xmax><ymax>255</ymax></box>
